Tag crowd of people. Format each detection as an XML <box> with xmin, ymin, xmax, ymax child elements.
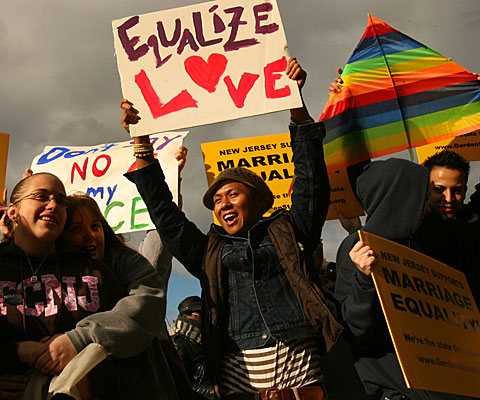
<box><xmin>0</xmin><ymin>58</ymin><xmax>478</xmax><ymax>400</ymax></box>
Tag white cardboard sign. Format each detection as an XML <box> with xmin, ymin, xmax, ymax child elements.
<box><xmin>112</xmin><ymin>0</ymin><xmax>302</xmax><ymax>136</ymax></box>
<box><xmin>31</xmin><ymin>132</ymin><xmax>187</xmax><ymax>234</ymax></box>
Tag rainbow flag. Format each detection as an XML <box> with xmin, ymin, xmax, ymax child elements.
<box><xmin>319</xmin><ymin>15</ymin><xmax>480</xmax><ymax>172</ymax></box>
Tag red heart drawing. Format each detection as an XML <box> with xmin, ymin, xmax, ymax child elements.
<box><xmin>184</xmin><ymin>53</ymin><xmax>228</xmax><ymax>93</ymax></box>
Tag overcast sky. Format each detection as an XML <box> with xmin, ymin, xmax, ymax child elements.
<box><xmin>1</xmin><ymin>0</ymin><xmax>479</xmax><ymax>320</ymax></box>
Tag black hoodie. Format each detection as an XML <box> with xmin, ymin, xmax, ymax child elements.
<box><xmin>0</xmin><ymin>241</ymin><xmax>125</xmax><ymax>374</ymax></box>
<box><xmin>334</xmin><ymin>159</ymin><xmax>475</xmax><ymax>400</ymax></box>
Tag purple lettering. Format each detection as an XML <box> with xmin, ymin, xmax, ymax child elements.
<box><xmin>209</xmin><ymin>5</ymin><xmax>226</xmax><ymax>33</ymax></box>
<box><xmin>157</xmin><ymin>19</ymin><xmax>182</xmax><ymax>47</ymax></box>
<box><xmin>254</xmin><ymin>3</ymin><xmax>279</xmax><ymax>34</ymax></box>
<box><xmin>156</xmin><ymin>135</ymin><xmax>182</xmax><ymax>151</ymax></box>
<box><xmin>117</xmin><ymin>16</ymin><xmax>149</xmax><ymax>62</ymax></box>
<box><xmin>147</xmin><ymin>35</ymin><xmax>172</xmax><ymax>68</ymax></box>
<box><xmin>224</xmin><ymin>7</ymin><xmax>259</xmax><ymax>52</ymax></box>
<box><xmin>177</xmin><ymin>28</ymin><xmax>200</xmax><ymax>55</ymax></box>
<box><xmin>193</xmin><ymin>12</ymin><xmax>222</xmax><ymax>47</ymax></box>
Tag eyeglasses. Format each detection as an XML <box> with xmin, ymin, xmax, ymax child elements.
<box><xmin>15</xmin><ymin>191</ymin><xmax>69</xmax><ymax>208</ymax></box>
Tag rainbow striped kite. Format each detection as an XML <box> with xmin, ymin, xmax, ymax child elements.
<box><xmin>319</xmin><ymin>15</ymin><xmax>480</xmax><ymax>172</ymax></box>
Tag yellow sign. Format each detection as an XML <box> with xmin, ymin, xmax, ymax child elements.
<box><xmin>416</xmin><ymin>131</ymin><xmax>480</xmax><ymax>164</ymax></box>
<box><xmin>201</xmin><ymin>133</ymin><xmax>364</xmax><ymax>222</ymax></box>
<box><xmin>360</xmin><ymin>231</ymin><xmax>480</xmax><ymax>397</ymax></box>
<box><xmin>0</xmin><ymin>132</ymin><xmax>9</xmax><ymax>195</ymax></box>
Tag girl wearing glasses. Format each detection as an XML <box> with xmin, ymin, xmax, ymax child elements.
<box><xmin>0</xmin><ymin>173</ymin><xmax>133</xmax><ymax>399</ymax></box>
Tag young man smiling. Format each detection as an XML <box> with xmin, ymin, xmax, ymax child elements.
<box><xmin>424</xmin><ymin>150</ymin><xmax>470</xmax><ymax>219</ymax></box>
<box><xmin>413</xmin><ymin>150</ymin><xmax>480</xmax><ymax>306</ymax></box>
<box><xmin>123</xmin><ymin>58</ymin><xmax>342</xmax><ymax>399</ymax></box>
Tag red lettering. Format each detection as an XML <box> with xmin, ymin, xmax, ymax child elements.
<box><xmin>264</xmin><ymin>56</ymin><xmax>291</xmax><ymax>99</ymax></box>
<box><xmin>134</xmin><ymin>69</ymin><xmax>198</xmax><ymax>118</ymax></box>
<box><xmin>92</xmin><ymin>155</ymin><xmax>112</xmax><ymax>177</ymax></box>
<box><xmin>224</xmin><ymin>73</ymin><xmax>260</xmax><ymax>108</ymax></box>
<box><xmin>71</xmin><ymin>158</ymin><xmax>88</xmax><ymax>184</ymax></box>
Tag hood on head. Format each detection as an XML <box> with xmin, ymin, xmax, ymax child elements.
<box><xmin>357</xmin><ymin>158</ymin><xmax>429</xmax><ymax>241</ymax></box>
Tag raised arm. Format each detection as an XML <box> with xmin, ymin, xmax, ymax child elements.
<box><xmin>121</xmin><ymin>102</ymin><xmax>207</xmax><ymax>278</ymax></box>
<box><xmin>286</xmin><ymin>58</ymin><xmax>330</xmax><ymax>252</ymax></box>
<box><xmin>138</xmin><ymin>145</ymin><xmax>188</xmax><ymax>284</ymax></box>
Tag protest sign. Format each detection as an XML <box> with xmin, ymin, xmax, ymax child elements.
<box><xmin>360</xmin><ymin>231</ymin><xmax>480</xmax><ymax>397</ymax></box>
<box><xmin>112</xmin><ymin>0</ymin><xmax>302</xmax><ymax>137</ymax></box>
<box><xmin>0</xmin><ymin>132</ymin><xmax>9</xmax><ymax>195</ymax></box>
<box><xmin>415</xmin><ymin>131</ymin><xmax>480</xmax><ymax>164</ymax></box>
<box><xmin>31</xmin><ymin>132</ymin><xmax>187</xmax><ymax>234</ymax></box>
<box><xmin>201</xmin><ymin>132</ymin><xmax>364</xmax><ymax>221</ymax></box>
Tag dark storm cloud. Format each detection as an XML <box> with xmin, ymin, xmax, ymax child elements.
<box><xmin>1</xmin><ymin>0</ymin><xmax>479</xmax><ymax>266</ymax></box>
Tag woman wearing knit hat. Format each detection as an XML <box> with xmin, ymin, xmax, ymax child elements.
<box><xmin>122</xmin><ymin>58</ymin><xmax>341</xmax><ymax>400</ymax></box>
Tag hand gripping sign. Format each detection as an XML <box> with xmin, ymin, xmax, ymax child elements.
<box><xmin>361</xmin><ymin>231</ymin><xmax>480</xmax><ymax>397</ymax></box>
<box><xmin>31</xmin><ymin>132</ymin><xmax>187</xmax><ymax>234</ymax></box>
<box><xmin>112</xmin><ymin>0</ymin><xmax>302</xmax><ymax>137</ymax></box>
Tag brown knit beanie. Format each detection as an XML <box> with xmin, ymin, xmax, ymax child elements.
<box><xmin>203</xmin><ymin>167</ymin><xmax>274</xmax><ymax>212</ymax></box>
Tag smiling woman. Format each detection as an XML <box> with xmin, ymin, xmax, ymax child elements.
<box><xmin>0</xmin><ymin>173</ymin><xmax>126</xmax><ymax>399</ymax></box>
<box><xmin>6</xmin><ymin>173</ymin><xmax>68</xmax><ymax>256</ymax></box>
<box><xmin>56</xmin><ymin>193</ymin><xmax>184</xmax><ymax>400</ymax></box>
<box><xmin>0</xmin><ymin>177</ymin><xmax>180</xmax><ymax>399</ymax></box>
<box><xmin>62</xmin><ymin>194</ymin><xmax>106</xmax><ymax>262</ymax></box>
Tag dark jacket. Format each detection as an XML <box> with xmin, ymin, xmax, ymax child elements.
<box><xmin>412</xmin><ymin>192</ymin><xmax>480</xmax><ymax>307</ymax></box>
<box><xmin>126</xmin><ymin>122</ymin><xmax>343</xmax><ymax>385</ymax></box>
<box><xmin>334</xmin><ymin>158</ymin><xmax>476</xmax><ymax>400</ymax></box>
<box><xmin>0</xmin><ymin>242</ymin><xmax>125</xmax><ymax>375</ymax></box>
<box><xmin>172</xmin><ymin>316</ymin><xmax>215</xmax><ymax>400</ymax></box>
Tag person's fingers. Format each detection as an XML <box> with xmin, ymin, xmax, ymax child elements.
<box><xmin>362</xmin><ymin>245</ymin><xmax>373</xmax><ymax>257</ymax></box>
<box><xmin>286</xmin><ymin>62</ymin><xmax>299</xmax><ymax>79</ymax></box>
<box><xmin>0</xmin><ymin>375</ymin><xmax>28</xmax><ymax>384</ymax></box>
<box><xmin>0</xmin><ymin>374</ymin><xmax>28</xmax><ymax>396</ymax></box>
<box><xmin>120</xmin><ymin>99</ymin><xmax>133</xmax><ymax>109</ymax></box>
<box><xmin>33</xmin><ymin>350</ymin><xmax>52</xmax><ymax>371</ymax></box>
<box><xmin>34</xmin><ymin>351</ymin><xmax>59</xmax><ymax>375</ymax></box>
<box><xmin>0</xmin><ymin>390</ymin><xmax>19</xmax><ymax>399</ymax></box>
<box><xmin>328</xmin><ymin>68</ymin><xmax>344</xmax><ymax>95</ymax></box>
<box><xmin>285</xmin><ymin>57</ymin><xmax>297</xmax><ymax>74</ymax></box>
<box><xmin>40</xmin><ymin>359</ymin><xmax>60</xmax><ymax>376</ymax></box>
<box><xmin>22</xmin><ymin>169</ymin><xmax>33</xmax><ymax>180</ymax></box>
<box><xmin>351</xmin><ymin>240</ymin><xmax>365</xmax><ymax>252</ymax></box>
<box><xmin>290</xmin><ymin>67</ymin><xmax>301</xmax><ymax>81</ymax></box>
